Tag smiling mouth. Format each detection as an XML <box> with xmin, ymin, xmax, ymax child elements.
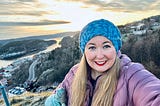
<box><xmin>95</xmin><ymin>61</ymin><xmax>107</xmax><ymax>66</ymax></box>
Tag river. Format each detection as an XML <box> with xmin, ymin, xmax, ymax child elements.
<box><xmin>0</xmin><ymin>37</ymin><xmax>62</xmax><ymax>69</ymax></box>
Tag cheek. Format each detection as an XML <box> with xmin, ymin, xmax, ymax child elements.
<box><xmin>85</xmin><ymin>51</ymin><xmax>95</xmax><ymax>61</ymax></box>
<box><xmin>106</xmin><ymin>49</ymin><xmax>117</xmax><ymax>59</ymax></box>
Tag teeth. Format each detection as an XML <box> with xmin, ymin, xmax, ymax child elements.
<box><xmin>97</xmin><ymin>62</ymin><xmax>105</xmax><ymax>64</ymax></box>
<box><xmin>96</xmin><ymin>61</ymin><xmax>106</xmax><ymax>64</ymax></box>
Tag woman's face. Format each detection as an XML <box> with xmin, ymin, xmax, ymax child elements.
<box><xmin>85</xmin><ymin>36</ymin><xmax>116</xmax><ymax>75</ymax></box>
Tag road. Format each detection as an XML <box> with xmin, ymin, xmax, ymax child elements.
<box><xmin>27</xmin><ymin>59</ymin><xmax>39</xmax><ymax>81</ymax></box>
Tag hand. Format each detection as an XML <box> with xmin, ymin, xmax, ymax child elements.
<box><xmin>45</xmin><ymin>88</ymin><xmax>66</xmax><ymax>106</ymax></box>
<box><xmin>54</xmin><ymin>88</ymin><xmax>66</xmax><ymax>104</ymax></box>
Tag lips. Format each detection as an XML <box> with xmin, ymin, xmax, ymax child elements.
<box><xmin>95</xmin><ymin>61</ymin><xmax>107</xmax><ymax>66</ymax></box>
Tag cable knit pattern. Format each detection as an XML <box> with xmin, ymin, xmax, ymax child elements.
<box><xmin>79</xmin><ymin>19</ymin><xmax>122</xmax><ymax>53</ymax></box>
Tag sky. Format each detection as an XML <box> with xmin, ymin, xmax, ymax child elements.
<box><xmin>0</xmin><ymin>0</ymin><xmax>160</xmax><ymax>40</ymax></box>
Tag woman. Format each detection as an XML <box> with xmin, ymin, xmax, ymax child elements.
<box><xmin>45</xmin><ymin>19</ymin><xmax>160</xmax><ymax>106</ymax></box>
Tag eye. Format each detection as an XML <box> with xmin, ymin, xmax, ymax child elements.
<box><xmin>88</xmin><ymin>46</ymin><xmax>96</xmax><ymax>50</ymax></box>
<box><xmin>103</xmin><ymin>45</ymin><xmax>111</xmax><ymax>49</ymax></box>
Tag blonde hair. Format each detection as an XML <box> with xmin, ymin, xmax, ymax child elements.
<box><xmin>71</xmin><ymin>54</ymin><xmax>120</xmax><ymax>106</ymax></box>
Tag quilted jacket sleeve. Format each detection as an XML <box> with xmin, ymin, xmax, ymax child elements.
<box><xmin>45</xmin><ymin>64</ymin><xmax>78</xmax><ymax>106</ymax></box>
<box><xmin>127</xmin><ymin>63</ymin><xmax>160</xmax><ymax>106</ymax></box>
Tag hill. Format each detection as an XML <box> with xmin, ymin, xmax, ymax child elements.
<box><xmin>0</xmin><ymin>15</ymin><xmax>160</xmax><ymax>106</ymax></box>
<box><xmin>0</xmin><ymin>39</ymin><xmax>56</xmax><ymax>60</ymax></box>
<box><xmin>1</xmin><ymin>15</ymin><xmax>160</xmax><ymax>87</ymax></box>
<box><xmin>0</xmin><ymin>31</ymin><xmax>78</xmax><ymax>46</ymax></box>
<box><xmin>0</xmin><ymin>91</ymin><xmax>52</xmax><ymax>106</ymax></box>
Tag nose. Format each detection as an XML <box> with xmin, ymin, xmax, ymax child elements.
<box><xmin>96</xmin><ymin>48</ymin><xmax>104</xmax><ymax>59</ymax></box>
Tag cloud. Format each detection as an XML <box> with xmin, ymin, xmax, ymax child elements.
<box><xmin>117</xmin><ymin>0</ymin><xmax>156</xmax><ymax>12</ymax></box>
<box><xmin>1</xmin><ymin>0</ymin><xmax>159</xmax><ymax>18</ymax></box>
<box><xmin>0</xmin><ymin>11</ymin><xmax>51</xmax><ymax>16</ymax></box>
<box><xmin>60</xmin><ymin>0</ymin><xmax>160</xmax><ymax>13</ymax></box>
<box><xmin>0</xmin><ymin>20</ymin><xmax>70</xmax><ymax>26</ymax></box>
<box><xmin>1</xmin><ymin>0</ymin><xmax>159</xmax><ymax>17</ymax></box>
<box><xmin>0</xmin><ymin>0</ymin><xmax>55</xmax><ymax>16</ymax></box>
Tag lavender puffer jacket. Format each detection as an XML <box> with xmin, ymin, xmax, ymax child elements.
<box><xmin>58</xmin><ymin>53</ymin><xmax>160</xmax><ymax>106</ymax></box>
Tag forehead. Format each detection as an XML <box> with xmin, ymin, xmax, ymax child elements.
<box><xmin>87</xmin><ymin>36</ymin><xmax>111</xmax><ymax>44</ymax></box>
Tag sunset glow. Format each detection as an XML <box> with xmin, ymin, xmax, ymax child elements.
<box><xmin>0</xmin><ymin>0</ymin><xmax>160</xmax><ymax>39</ymax></box>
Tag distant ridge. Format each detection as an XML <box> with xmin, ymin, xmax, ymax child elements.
<box><xmin>0</xmin><ymin>31</ymin><xmax>79</xmax><ymax>46</ymax></box>
<box><xmin>120</xmin><ymin>14</ymin><xmax>160</xmax><ymax>26</ymax></box>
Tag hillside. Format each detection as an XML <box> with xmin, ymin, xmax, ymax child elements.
<box><xmin>1</xmin><ymin>15</ymin><xmax>159</xmax><ymax>84</ymax></box>
<box><xmin>6</xmin><ymin>20</ymin><xmax>160</xmax><ymax>89</ymax></box>
<box><xmin>0</xmin><ymin>91</ymin><xmax>52</xmax><ymax>106</ymax></box>
<box><xmin>0</xmin><ymin>15</ymin><xmax>160</xmax><ymax>106</ymax></box>
<box><xmin>0</xmin><ymin>32</ymin><xmax>78</xmax><ymax>46</ymax></box>
<box><xmin>8</xmin><ymin>33</ymin><xmax>81</xmax><ymax>87</ymax></box>
<box><xmin>0</xmin><ymin>39</ymin><xmax>56</xmax><ymax>60</ymax></box>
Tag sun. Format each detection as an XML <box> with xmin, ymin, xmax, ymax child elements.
<box><xmin>38</xmin><ymin>0</ymin><xmax>56</xmax><ymax>6</ymax></box>
<box><xmin>36</xmin><ymin>0</ymin><xmax>159</xmax><ymax>32</ymax></box>
<box><xmin>37</xmin><ymin>0</ymin><xmax>104</xmax><ymax>31</ymax></box>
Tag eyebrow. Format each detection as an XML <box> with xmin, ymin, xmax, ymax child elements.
<box><xmin>88</xmin><ymin>43</ymin><xmax>95</xmax><ymax>45</ymax></box>
<box><xmin>103</xmin><ymin>41</ymin><xmax>111</xmax><ymax>44</ymax></box>
<box><xmin>87</xmin><ymin>41</ymin><xmax>111</xmax><ymax>45</ymax></box>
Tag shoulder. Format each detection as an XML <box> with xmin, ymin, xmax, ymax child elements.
<box><xmin>70</xmin><ymin>64</ymin><xmax>79</xmax><ymax>74</ymax></box>
<box><xmin>118</xmin><ymin>53</ymin><xmax>160</xmax><ymax>89</ymax></box>
<box><xmin>61</xmin><ymin>64</ymin><xmax>79</xmax><ymax>88</ymax></box>
<box><xmin>115</xmin><ymin>53</ymin><xmax>160</xmax><ymax>105</ymax></box>
<box><xmin>119</xmin><ymin>53</ymin><xmax>151</xmax><ymax>78</ymax></box>
<box><xmin>66</xmin><ymin>63</ymin><xmax>79</xmax><ymax>77</ymax></box>
<box><xmin>121</xmin><ymin>62</ymin><xmax>154</xmax><ymax>81</ymax></box>
<box><xmin>123</xmin><ymin>62</ymin><xmax>146</xmax><ymax>78</ymax></box>
<box><xmin>119</xmin><ymin>53</ymin><xmax>159</xmax><ymax>86</ymax></box>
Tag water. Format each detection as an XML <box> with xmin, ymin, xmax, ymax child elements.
<box><xmin>0</xmin><ymin>60</ymin><xmax>14</xmax><ymax>68</ymax></box>
<box><xmin>0</xmin><ymin>37</ymin><xmax>62</xmax><ymax>69</ymax></box>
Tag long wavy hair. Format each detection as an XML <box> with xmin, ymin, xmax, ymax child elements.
<box><xmin>70</xmin><ymin>54</ymin><xmax>120</xmax><ymax>106</ymax></box>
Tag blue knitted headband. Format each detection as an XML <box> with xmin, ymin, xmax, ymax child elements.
<box><xmin>79</xmin><ymin>19</ymin><xmax>122</xmax><ymax>53</ymax></box>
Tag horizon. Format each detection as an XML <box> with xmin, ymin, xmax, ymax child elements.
<box><xmin>0</xmin><ymin>0</ymin><xmax>160</xmax><ymax>40</ymax></box>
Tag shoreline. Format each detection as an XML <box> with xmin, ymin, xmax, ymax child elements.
<box><xmin>0</xmin><ymin>37</ymin><xmax>62</xmax><ymax>69</ymax></box>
